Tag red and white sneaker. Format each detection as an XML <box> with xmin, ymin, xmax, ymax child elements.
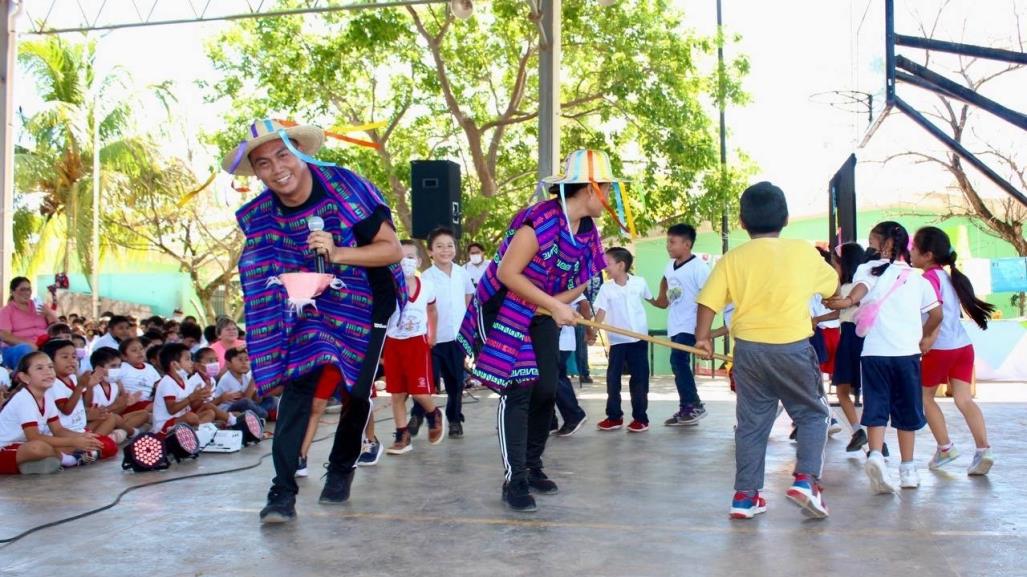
<box><xmin>626</xmin><ymin>420</ymin><xmax>649</xmax><ymax>433</ymax></box>
<box><xmin>729</xmin><ymin>491</ymin><xmax>767</xmax><ymax>519</ymax></box>
<box><xmin>596</xmin><ymin>418</ymin><xmax>624</xmax><ymax>431</ymax></box>
<box><xmin>786</xmin><ymin>474</ymin><xmax>829</xmax><ymax>519</ymax></box>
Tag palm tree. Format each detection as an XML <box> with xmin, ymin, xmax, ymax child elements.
<box><xmin>14</xmin><ymin>35</ymin><xmax>153</xmax><ymax>284</ymax></box>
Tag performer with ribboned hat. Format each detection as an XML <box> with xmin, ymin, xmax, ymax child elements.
<box><xmin>222</xmin><ymin>119</ymin><xmax>405</xmax><ymax>524</ymax></box>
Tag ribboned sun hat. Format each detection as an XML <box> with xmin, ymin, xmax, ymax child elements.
<box><xmin>221</xmin><ymin>118</ymin><xmax>325</xmax><ymax>176</ymax></box>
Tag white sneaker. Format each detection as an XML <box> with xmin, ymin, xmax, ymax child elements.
<box><xmin>865</xmin><ymin>453</ymin><xmax>897</xmax><ymax>495</ymax></box>
<box><xmin>828</xmin><ymin>418</ymin><xmax>843</xmax><ymax>436</ymax></box>
<box><xmin>928</xmin><ymin>445</ymin><xmax>959</xmax><ymax>470</ymax></box>
<box><xmin>968</xmin><ymin>449</ymin><xmax>995</xmax><ymax>476</ymax></box>
<box><xmin>899</xmin><ymin>465</ymin><xmax>920</xmax><ymax>489</ymax></box>
<box><xmin>295</xmin><ymin>456</ymin><xmax>309</xmax><ymax>478</ymax></box>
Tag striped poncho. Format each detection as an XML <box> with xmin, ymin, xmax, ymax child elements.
<box><xmin>457</xmin><ymin>199</ymin><xmax>606</xmax><ymax>391</ymax></box>
<box><xmin>236</xmin><ymin>165</ymin><xmax>405</xmax><ymax>396</ymax></box>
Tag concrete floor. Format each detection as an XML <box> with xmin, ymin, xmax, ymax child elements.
<box><xmin>1</xmin><ymin>376</ymin><xmax>1024</xmax><ymax>577</ymax></box>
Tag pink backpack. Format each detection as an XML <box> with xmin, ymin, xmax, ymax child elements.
<box><xmin>853</xmin><ymin>269</ymin><xmax>911</xmax><ymax>338</ymax></box>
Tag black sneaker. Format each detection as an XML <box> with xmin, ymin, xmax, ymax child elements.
<box><xmin>846</xmin><ymin>429</ymin><xmax>868</xmax><ymax>452</ymax></box>
<box><xmin>579</xmin><ymin>375</ymin><xmax>593</xmax><ymax>385</ymax></box>
<box><xmin>527</xmin><ymin>468</ymin><xmax>559</xmax><ymax>495</ymax></box>
<box><xmin>408</xmin><ymin>412</ymin><xmax>424</xmax><ymax>437</ymax></box>
<box><xmin>450</xmin><ymin>421</ymin><xmax>464</xmax><ymax>439</ymax></box>
<box><xmin>318</xmin><ymin>464</ymin><xmax>355</xmax><ymax>505</ymax></box>
<box><xmin>259</xmin><ymin>487</ymin><xmax>296</xmax><ymax>524</ymax></box>
<box><xmin>555</xmin><ymin>416</ymin><xmax>588</xmax><ymax>437</ymax></box>
<box><xmin>550</xmin><ymin>418</ymin><xmax>560</xmax><ymax>434</ymax></box>
<box><xmin>502</xmin><ymin>479</ymin><xmax>537</xmax><ymax>512</ymax></box>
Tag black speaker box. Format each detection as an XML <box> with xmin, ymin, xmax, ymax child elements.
<box><xmin>411</xmin><ymin>160</ymin><xmax>461</xmax><ymax>240</ymax></box>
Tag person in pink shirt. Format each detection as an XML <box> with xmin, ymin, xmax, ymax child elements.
<box><xmin>0</xmin><ymin>277</ymin><xmax>57</xmax><ymax>370</ymax></box>
<box><xmin>210</xmin><ymin>317</ymin><xmax>246</xmax><ymax>371</ymax></box>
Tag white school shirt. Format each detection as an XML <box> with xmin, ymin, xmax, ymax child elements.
<box><xmin>594</xmin><ymin>276</ymin><xmax>653</xmax><ymax>346</ymax></box>
<box><xmin>45</xmin><ymin>375</ymin><xmax>88</xmax><ymax>432</ymax></box>
<box><xmin>0</xmin><ymin>388</ymin><xmax>60</xmax><ymax>446</ymax></box>
<box><xmin>116</xmin><ymin>363</ymin><xmax>162</xmax><ymax>401</ymax></box>
<box><xmin>854</xmin><ymin>260</ymin><xmax>939</xmax><ymax>357</ymax></box>
<box><xmin>215</xmin><ymin>371</ymin><xmax>253</xmax><ymax>411</ymax></box>
<box><xmin>422</xmin><ymin>264</ymin><xmax>475</xmax><ymax>343</ymax></box>
<box><xmin>153</xmin><ymin>374</ymin><xmax>194</xmax><ymax>433</ymax></box>
<box><xmin>664</xmin><ymin>256</ymin><xmax>710</xmax><ymax>337</ymax></box>
<box><xmin>91</xmin><ymin>381</ymin><xmax>120</xmax><ymax>409</ymax></box>
<box><xmin>464</xmin><ymin>261</ymin><xmax>488</xmax><ymax>286</ymax></box>
<box><xmin>187</xmin><ymin>373</ymin><xmax>216</xmax><ymax>403</ymax></box>
<box><xmin>387</xmin><ymin>276</ymin><xmax>437</xmax><ymax>340</ymax></box>
<box><xmin>558</xmin><ymin>296</ymin><xmax>587</xmax><ymax>352</ymax></box>
<box><xmin>837</xmin><ymin>283</ymin><xmax>858</xmax><ymax>324</ymax></box>
<box><xmin>809</xmin><ymin>294</ymin><xmax>841</xmax><ymax>329</ymax></box>
<box><xmin>921</xmin><ymin>267</ymin><xmax>973</xmax><ymax>351</ymax></box>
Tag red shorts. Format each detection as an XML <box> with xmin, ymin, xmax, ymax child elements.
<box><xmin>0</xmin><ymin>444</ymin><xmax>22</xmax><ymax>475</ymax></box>
<box><xmin>82</xmin><ymin>428</ymin><xmax>118</xmax><ymax>459</ymax></box>
<box><xmin>383</xmin><ymin>336</ymin><xmax>434</xmax><ymax>395</ymax></box>
<box><xmin>922</xmin><ymin>345</ymin><xmax>975</xmax><ymax>387</ymax></box>
<box><xmin>124</xmin><ymin>401</ymin><xmax>153</xmax><ymax>414</ymax></box>
<box><xmin>160</xmin><ymin>418</ymin><xmax>178</xmax><ymax>435</ymax></box>
<box><xmin>819</xmin><ymin>326</ymin><xmax>841</xmax><ymax>375</ymax></box>
<box><xmin>315</xmin><ymin>365</ymin><xmax>343</xmax><ymax>401</ymax></box>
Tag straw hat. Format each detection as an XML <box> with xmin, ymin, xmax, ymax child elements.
<box><xmin>541</xmin><ymin>149</ymin><xmax>624</xmax><ymax>187</ymax></box>
<box><xmin>221</xmin><ymin>119</ymin><xmax>325</xmax><ymax>176</ymax></box>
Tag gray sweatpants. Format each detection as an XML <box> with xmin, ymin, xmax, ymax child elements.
<box><xmin>732</xmin><ymin>338</ymin><xmax>830</xmax><ymax>491</ymax></box>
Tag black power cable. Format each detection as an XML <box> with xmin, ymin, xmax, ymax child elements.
<box><xmin>0</xmin><ymin>412</ymin><xmax>397</xmax><ymax>546</ymax></box>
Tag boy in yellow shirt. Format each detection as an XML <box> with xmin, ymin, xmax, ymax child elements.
<box><xmin>694</xmin><ymin>182</ymin><xmax>838</xmax><ymax>521</ymax></box>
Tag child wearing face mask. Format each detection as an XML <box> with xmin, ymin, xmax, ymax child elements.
<box><xmin>152</xmin><ymin>343</ymin><xmax>216</xmax><ymax>434</ymax></box>
<box><xmin>464</xmin><ymin>242</ymin><xmax>489</xmax><ymax>286</ymax></box>
<box><xmin>85</xmin><ymin>348</ymin><xmax>151</xmax><ymax>436</ymax></box>
<box><xmin>383</xmin><ymin>240</ymin><xmax>445</xmax><ymax>455</ymax></box>
<box><xmin>189</xmin><ymin>347</ymin><xmax>237</xmax><ymax>427</ymax></box>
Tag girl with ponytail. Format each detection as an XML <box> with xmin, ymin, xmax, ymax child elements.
<box><xmin>911</xmin><ymin>226</ymin><xmax>995</xmax><ymax>476</ymax></box>
<box><xmin>827</xmin><ymin>221</ymin><xmax>943</xmax><ymax>494</ymax></box>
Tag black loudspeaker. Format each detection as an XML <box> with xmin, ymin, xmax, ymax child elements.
<box><xmin>411</xmin><ymin>160</ymin><xmax>462</xmax><ymax>240</ymax></box>
<box><xmin>828</xmin><ymin>154</ymin><xmax>857</xmax><ymax>252</ymax></box>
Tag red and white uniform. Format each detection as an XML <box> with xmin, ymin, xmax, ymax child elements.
<box><xmin>153</xmin><ymin>373</ymin><xmax>195</xmax><ymax>434</ymax></box>
<box><xmin>116</xmin><ymin>363</ymin><xmax>161</xmax><ymax>401</ymax></box>
<box><xmin>45</xmin><ymin>375</ymin><xmax>88</xmax><ymax>432</ymax></box>
<box><xmin>91</xmin><ymin>381</ymin><xmax>120</xmax><ymax>409</ymax></box>
<box><xmin>384</xmin><ymin>277</ymin><xmax>436</xmax><ymax>395</ymax></box>
<box><xmin>921</xmin><ymin>266</ymin><xmax>975</xmax><ymax>386</ymax></box>
<box><xmin>0</xmin><ymin>388</ymin><xmax>60</xmax><ymax>474</ymax></box>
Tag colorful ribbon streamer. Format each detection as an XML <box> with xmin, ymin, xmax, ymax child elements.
<box><xmin>276</xmin><ymin>118</ymin><xmax>384</xmax><ymax>150</ymax></box>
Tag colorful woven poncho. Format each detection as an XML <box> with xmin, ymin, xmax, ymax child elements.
<box><xmin>236</xmin><ymin>165</ymin><xmax>405</xmax><ymax>396</ymax></box>
<box><xmin>457</xmin><ymin>198</ymin><xmax>606</xmax><ymax>391</ymax></box>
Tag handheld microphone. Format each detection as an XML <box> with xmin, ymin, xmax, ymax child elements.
<box><xmin>307</xmin><ymin>216</ymin><xmax>326</xmax><ymax>274</ymax></box>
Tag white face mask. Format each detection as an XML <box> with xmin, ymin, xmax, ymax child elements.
<box><xmin>204</xmin><ymin>363</ymin><xmax>220</xmax><ymax>378</ymax></box>
<box><xmin>106</xmin><ymin>366</ymin><xmax>123</xmax><ymax>381</ymax></box>
<box><xmin>400</xmin><ymin>257</ymin><xmax>418</xmax><ymax>277</ymax></box>
<box><xmin>176</xmin><ymin>368</ymin><xmax>189</xmax><ymax>380</ymax></box>
<box><xmin>469</xmin><ymin>254</ymin><xmax>483</xmax><ymax>265</ymax></box>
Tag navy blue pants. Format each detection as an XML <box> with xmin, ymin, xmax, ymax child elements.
<box><xmin>555</xmin><ymin>350</ymin><xmax>586</xmax><ymax>424</ymax></box>
<box><xmin>670</xmin><ymin>332</ymin><xmax>700</xmax><ymax>410</ymax></box>
<box><xmin>606</xmin><ymin>340</ymin><xmax>650</xmax><ymax>423</ymax></box>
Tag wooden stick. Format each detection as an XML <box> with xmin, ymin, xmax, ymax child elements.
<box><xmin>539</xmin><ymin>309</ymin><xmax>733</xmax><ymax>362</ymax></box>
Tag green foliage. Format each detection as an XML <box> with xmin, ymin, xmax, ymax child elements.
<box><xmin>203</xmin><ymin>0</ymin><xmax>752</xmax><ymax>250</ymax></box>
<box><xmin>15</xmin><ymin>36</ymin><xmax>154</xmax><ymax>280</ymax></box>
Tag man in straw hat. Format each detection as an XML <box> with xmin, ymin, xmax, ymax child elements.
<box><xmin>223</xmin><ymin>119</ymin><xmax>405</xmax><ymax>524</ymax></box>
<box><xmin>457</xmin><ymin>149</ymin><xmax>629</xmax><ymax>512</ymax></box>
